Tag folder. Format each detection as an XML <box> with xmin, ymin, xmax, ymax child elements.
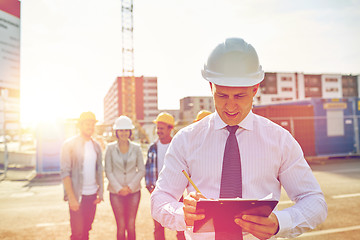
<box><xmin>193</xmin><ymin>198</ymin><xmax>278</xmax><ymax>233</ymax></box>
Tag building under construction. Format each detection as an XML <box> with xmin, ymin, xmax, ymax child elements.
<box><xmin>102</xmin><ymin>0</ymin><xmax>160</xmax><ymax>142</ymax></box>
<box><xmin>103</xmin><ymin>76</ymin><xmax>159</xmax><ymax>125</ymax></box>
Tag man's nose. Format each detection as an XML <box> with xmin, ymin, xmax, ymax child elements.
<box><xmin>225</xmin><ymin>98</ymin><xmax>238</xmax><ymax>112</ymax></box>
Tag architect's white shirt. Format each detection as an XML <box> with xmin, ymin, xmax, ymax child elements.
<box><xmin>151</xmin><ymin>111</ymin><xmax>327</xmax><ymax>239</ymax></box>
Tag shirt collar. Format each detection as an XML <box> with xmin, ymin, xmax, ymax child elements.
<box><xmin>214</xmin><ymin>110</ymin><xmax>254</xmax><ymax>131</ymax></box>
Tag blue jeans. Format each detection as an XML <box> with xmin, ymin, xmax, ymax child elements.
<box><xmin>69</xmin><ymin>194</ymin><xmax>97</xmax><ymax>240</ymax></box>
<box><xmin>110</xmin><ymin>191</ymin><xmax>141</xmax><ymax>240</ymax></box>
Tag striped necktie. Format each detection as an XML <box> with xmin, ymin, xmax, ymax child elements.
<box><xmin>216</xmin><ymin>125</ymin><xmax>242</xmax><ymax>240</ymax></box>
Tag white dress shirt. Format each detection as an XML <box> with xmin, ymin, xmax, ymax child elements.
<box><xmin>151</xmin><ymin>111</ymin><xmax>327</xmax><ymax>239</ymax></box>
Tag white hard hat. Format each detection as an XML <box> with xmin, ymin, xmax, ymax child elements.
<box><xmin>113</xmin><ymin>115</ymin><xmax>135</xmax><ymax>130</ymax></box>
<box><xmin>201</xmin><ymin>38</ymin><xmax>264</xmax><ymax>87</ymax></box>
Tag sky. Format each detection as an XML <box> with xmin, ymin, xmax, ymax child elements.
<box><xmin>19</xmin><ymin>0</ymin><xmax>360</xmax><ymax>124</ymax></box>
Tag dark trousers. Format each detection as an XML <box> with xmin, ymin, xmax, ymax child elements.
<box><xmin>110</xmin><ymin>191</ymin><xmax>141</xmax><ymax>240</ymax></box>
<box><xmin>154</xmin><ymin>219</ymin><xmax>165</xmax><ymax>240</ymax></box>
<box><xmin>153</xmin><ymin>220</ymin><xmax>185</xmax><ymax>240</ymax></box>
<box><xmin>153</xmin><ymin>196</ymin><xmax>185</xmax><ymax>240</ymax></box>
<box><xmin>154</xmin><ymin>220</ymin><xmax>185</xmax><ymax>240</ymax></box>
<box><xmin>69</xmin><ymin>194</ymin><xmax>97</xmax><ymax>240</ymax></box>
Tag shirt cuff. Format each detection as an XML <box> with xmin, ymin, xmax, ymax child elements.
<box><xmin>174</xmin><ymin>203</ymin><xmax>187</xmax><ymax>231</ymax></box>
<box><xmin>273</xmin><ymin>210</ymin><xmax>292</xmax><ymax>237</ymax></box>
<box><xmin>160</xmin><ymin>201</ymin><xmax>186</xmax><ymax>231</ymax></box>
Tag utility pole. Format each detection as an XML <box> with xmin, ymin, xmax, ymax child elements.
<box><xmin>1</xmin><ymin>89</ymin><xmax>8</xmax><ymax>177</ymax></box>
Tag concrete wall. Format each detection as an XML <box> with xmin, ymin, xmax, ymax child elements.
<box><xmin>0</xmin><ymin>151</ymin><xmax>35</xmax><ymax>167</ymax></box>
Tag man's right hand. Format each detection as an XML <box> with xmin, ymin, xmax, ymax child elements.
<box><xmin>183</xmin><ymin>192</ymin><xmax>206</xmax><ymax>226</ymax></box>
<box><xmin>147</xmin><ymin>185</ymin><xmax>155</xmax><ymax>194</ymax></box>
<box><xmin>63</xmin><ymin>176</ymin><xmax>79</xmax><ymax>211</ymax></box>
<box><xmin>68</xmin><ymin>197</ymin><xmax>80</xmax><ymax>211</ymax></box>
<box><xmin>118</xmin><ymin>186</ymin><xmax>131</xmax><ymax>196</ymax></box>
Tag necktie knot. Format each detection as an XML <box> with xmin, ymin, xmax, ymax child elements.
<box><xmin>226</xmin><ymin>125</ymin><xmax>238</xmax><ymax>134</ymax></box>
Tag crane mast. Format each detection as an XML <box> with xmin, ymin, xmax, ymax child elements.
<box><xmin>121</xmin><ymin>0</ymin><xmax>136</xmax><ymax>119</ymax></box>
<box><xmin>120</xmin><ymin>0</ymin><xmax>149</xmax><ymax>143</ymax></box>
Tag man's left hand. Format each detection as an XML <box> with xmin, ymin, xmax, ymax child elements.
<box><xmin>93</xmin><ymin>196</ymin><xmax>102</xmax><ymax>204</ymax></box>
<box><xmin>234</xmin><ymin>212</ymin><xmax>279</xmax><ymax>240</ymax></box>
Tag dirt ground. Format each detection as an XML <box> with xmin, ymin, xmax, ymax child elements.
<box><xmin>0</xmin><ymin>175</ymin><xmax>178</xmax><ymax>240</ymax></box>
<box><xmin>1</xmin><ymin>158</ymin><xmax>360</xmax><ymax>239</ymax></box>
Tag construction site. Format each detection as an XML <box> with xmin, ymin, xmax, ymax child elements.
<box><xmin>1</xmin><ymin>0</ymin><xmax>360</xmax><ymax>239</ymax></box>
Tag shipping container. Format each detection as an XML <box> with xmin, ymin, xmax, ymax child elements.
<box><xmin>310</xmin><ymin>98</ymin><xmax>357</xmax><ymax>156</ymax></box>
<box><xmin>253</xmin><ymin>102</ymin><xmax>316</xmax><ymax>156</ymax></box>
<box><xmin>36</xmin><ymin>121</ymin><xmax>65</xmax><ymax>174</ymax></box>
<box><xmin>356</xmin><ymin>98</ymin><xmax>360</xmax><ymax>154</ymax></box>
<box><xmin>253</xmin><ymin>97</ymin><xmax>360</xmax><ymax>158</ymax></box>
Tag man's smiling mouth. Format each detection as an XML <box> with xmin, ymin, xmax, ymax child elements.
<box><xmin>225</xmin><ymin>112</ymin><xmax>239</xmax><ymax>118</ymax></box>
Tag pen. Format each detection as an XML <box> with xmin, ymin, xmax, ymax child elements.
<box><xmin>182</xmin><ymin>170</ymin><xmax>202</xmax><ymax>194</ymax></box>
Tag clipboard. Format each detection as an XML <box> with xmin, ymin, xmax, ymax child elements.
<box><xmin>193</xmin><ymin>198</ymin><xmax>278</xmax><ymax>233</ymax></box>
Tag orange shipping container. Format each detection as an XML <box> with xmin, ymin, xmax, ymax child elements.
<box><xmin>253</xmin><ymin>104</ymin><xmax>316</xmax><ymax>157</ymax></box>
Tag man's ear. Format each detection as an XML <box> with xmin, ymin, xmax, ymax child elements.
<box><xmin>253</xmin><ymin>83</ymin><xmax>260</xmax><ymax>95</ymax></box>
<box><xmin>209</xmin><ymin>82</ymin><xmax>213</xmax><ymax>91</ymax></box>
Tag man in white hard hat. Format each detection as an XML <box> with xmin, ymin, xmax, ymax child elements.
<box><xmin>146</xmin><ymin>112</ymin><xmax>185</xmax><ymax>240</ymax></box>
<box><xmin>61</xmin><ymin>112</ymin><xmax>104</xmax><ymax>240</ymax></box>
<box><xmin>151</xmin><ymin>38</ymin><xmax>327</xmax><ymax>240</ymax></box>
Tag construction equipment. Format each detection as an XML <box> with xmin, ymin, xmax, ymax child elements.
<box><xmin>121</xmin><ymin>0</ymin><xmax>149</xmax><ymax>144</ymax></box>
<box><xmin>121</xmin><ymin>0</ymin><xmax>136</xmax><ymax>119</ymax></box>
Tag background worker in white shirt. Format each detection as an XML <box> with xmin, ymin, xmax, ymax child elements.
<box><xmin>151</xmin><ymin>38</ymin><xmax>327</xmax><ymax>240</ymax></box>
<box><xmin>61</xmin><ymin>112</ymin><xmax>104</xmax><ymax>240</ymax></box>
<box><xmin>146</xmin><ymin>112</ymin><xmax>185</xmax><ymax>240</ymax></box>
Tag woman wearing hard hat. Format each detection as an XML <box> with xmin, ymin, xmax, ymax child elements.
<box><xmin>104</xmin><ymin>115</ymin><xmax>145</xmax><ymax>240</ymax></box>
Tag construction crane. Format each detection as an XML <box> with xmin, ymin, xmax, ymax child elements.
<box><xmin>121</xmin><ymin>0</ymin><xmax>150</xmax><ymax>143</ymax></box>
<box><xmin>121</xmin><ymin>0</ymin><xmax>136</xmax><ymax>119</ymax></box>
